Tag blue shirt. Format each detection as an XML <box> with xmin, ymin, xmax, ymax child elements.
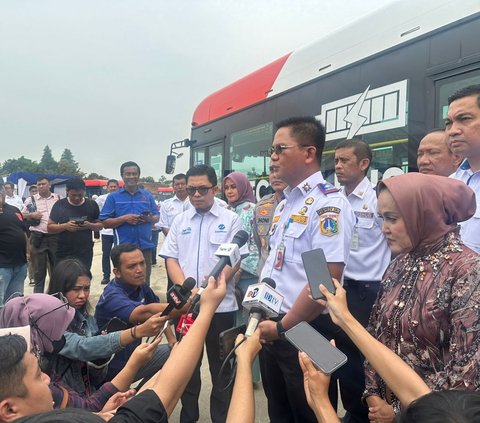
<box><xmin>94</xmin><ymin>278</ymin><xmax>159</xmax><ymax>374</ymax></box>
<box><xmin>99</xmin><ymin>187</ymin><xmax>159</xmax><ymax>249</ymax></box>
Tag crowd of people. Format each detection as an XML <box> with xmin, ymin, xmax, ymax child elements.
<box><xmin>0</xmin><ymin>84</ymin><xmax>479</xmax><ymax>423</ymax></box>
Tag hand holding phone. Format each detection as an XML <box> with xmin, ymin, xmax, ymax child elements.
<box><xmin>285</xmin><ymin>321</ymin><xmax>347</xmax><ymax>374</ymax></box>
<box><xmin>302</xmin><ymin>248</ymin><xmax>335</xmax><ymax>300</ymax></box>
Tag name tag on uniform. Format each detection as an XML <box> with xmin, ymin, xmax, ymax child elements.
<box><xmin>290</xmin><ymin>214</ymin><xmax>308</xmax><ymax>225</ymax></box>
<box><xmin>273</xmin><ymin>215</ymin><xmax>280</xmax><ymax>223</ymax></box>
<box><xmin>354</xmin><ymin>211</ymin><xmax>374</xmax><ymax>229</ymax></box>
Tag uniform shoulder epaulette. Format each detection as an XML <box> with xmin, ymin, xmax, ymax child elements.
<box><xmin>318</xmin><ymin>181</ymin><xmax>340</xmax><ymax>195</ymax></box>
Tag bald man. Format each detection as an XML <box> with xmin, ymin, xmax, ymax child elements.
<box><xmin>417</xmin><ymin>129</ymin><xmax>462</xmax><ymax>176</ymax></box>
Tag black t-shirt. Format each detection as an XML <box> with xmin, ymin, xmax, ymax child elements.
<box><xmin>0</xmin><ymin>203</ymin><xmax>26</xmax><ymax>267</ymax></box>
<box><xmin>15</xmin><ymin>390</ymin><xmax>168</xmax><ymax>423</ymax></box>
<box><xmin>49</xmin><ymin>198</ymin><xmax>100</xmax><ymax>259</ymax></box>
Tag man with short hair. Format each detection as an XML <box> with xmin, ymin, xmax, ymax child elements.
<box><xmin>417</xmin><ymin>129</ymin><xmax>462</xmax><ymax>176</ymax></box>
<box><xmin>100</xmin><ymin>161</ymin><xmax>160</xmax><ymax>285</ymax></box>
<box><xmin>334</xmin><ymin>138</ymin><xmax>391</xmax><ymax>422</ymax></box>
<box><xmin>257</xmin><ymin>117</ymin><xmax>355</xmax><ymax>423</ymax></box>
<box><xmin>95</xmin><ymin>179</ymin><xmax>119</xmax><ymax>284</ymax></box>
<box><xmin>95</xmin><ymin>243</ymin><xmax>172</xmax><ymax>382</ymax></box>
<box><xmin>4</xmin><ymin>183</ymin><xmax>23</xmax><ymax>210</ymax></box>
<box><xmin>22</xmin><ymin>177</ymin><xmax>60</xmax><ymax>292</ymax></box>
<box><xmin>446</xmin><ymin>84</ymin><xmax>480</xmax><ymax>253</ymax></box>
<box><xmin>0</xmin><ymin>188</ymin><xmax>28</xmax><ymax>304</ymax></box>
<box><xmin>160</xmin><ymin>164</ymin><xmax>246</xmax><ymax>423</ymax></box>
<box><xmin>47</xmin><ymin>178</ymin><xmax>102</xmax><ymax>269</ymax></box>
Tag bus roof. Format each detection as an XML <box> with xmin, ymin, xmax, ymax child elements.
<box><xmin>192</xmin><ymin>0</ymin><xmax>479</xmax><ymax>127</ymax></box>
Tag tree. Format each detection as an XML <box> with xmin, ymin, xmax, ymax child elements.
<box><xmin>38</xmin><ymin>145</ymin><xmax>58</xmax><ymax>173</ymax></box>
<box><xmin>87</xmin><ymin>172</ymin><xmax>109</xmax><ymax>179</ymax></box>
<box><xmin>139</xmin><ymin>176</ymin><xmax>155</xmax><ymax>183</ymax></box>
<box><xmin>57</xmin><ymin>148</ymin><xmax>84</xmax><ymax>176</ymax></box>
<box><xmin>0</xmin><ymin>156</ymin><xmax>39</xmax><ymax>174</ymax></box>
<box><xmin>158</xmin><ymin>175</ymin><xmax>172</xmax><ymax>185</ymax></box>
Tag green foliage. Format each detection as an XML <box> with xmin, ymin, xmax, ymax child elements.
<box><xmin>87</xmin><ymin>172</ymin><xmax>109</xmax><ymax>179</ymax></box>
<box><xmin>57</xmin><ymin>148</ymin><xmax>84</xmax><ymax>176</ymax></box>
<box><xmin>139</xmin><ymin>176</ymin><xmax>155</xmax><ymax>183</ymax></box>
<box><xmin>0</xmin><ymin>156</ymin><xmax>40</xmax><ymax>174</ymax></box>
<box><xmin>39</xmin><ymin>145</ymin><xmax>58</xmax><ymax>173</ymax></box>
<box><xmin>158</xmin><ymin>175</ymin><xmax>172</xmax><ymax>185</ymax></box>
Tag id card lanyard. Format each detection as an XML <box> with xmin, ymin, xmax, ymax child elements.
<box><xmin>274</xmin><ymin>217</ymin><xmax>292</xmax><ymax>270</ymax></box>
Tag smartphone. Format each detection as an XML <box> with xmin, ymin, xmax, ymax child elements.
<box><xmin>219</xmin><ymin>324</ymin><xmax>246</xmax><ymax>360</ymax></box>
<box><xmin>141</xmin><ymin>211</ymin><xmax>152</xmax><ymax>216</ymax></box>
<box><xmin>301</xmin><ymin>248</ymin><xmax>335</xmax><ymax>300</ymax></box>
<box><xmin>96</xmin><ymin>317</ymin><xmax>129</xmax><ymax>335</ymax></box>
<box><xmin>285</xmin><ymin>321</ymin><xmax>347</xmax><ymax>374</ymax></box>
<box><xmin>150</xmin><ymin>320</ymin><xmax>170</xmax><ymax>344</ymax></box>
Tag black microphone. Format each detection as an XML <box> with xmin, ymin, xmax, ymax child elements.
<box><xmin>190</xmin><ymin>230</ymin><xmax>249</xmax><ymax>306</ymax></box>
<box><xmin>160</xmin><ymin>277</ymin><xmax>196</xmax><ymax>317</ymax></box>
<box><xmin>243</xmin><ymin>277</ymin><xmax>283</xmax><ymax>337</ymax></box>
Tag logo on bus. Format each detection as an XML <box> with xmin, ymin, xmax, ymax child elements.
<box><xmin>317</xmin><ymin>80</ymin><xmax>408</xmax><ymax>142</ymax></box>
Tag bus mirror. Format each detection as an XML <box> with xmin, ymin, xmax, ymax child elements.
<box><xmin>165</xmin><ymin>155</ymin><xmax>176</xmax><ymax>174</ymax></box>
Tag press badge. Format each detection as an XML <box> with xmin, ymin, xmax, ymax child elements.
<box><xmin>274</xmin><ymin>242</ymin><xmax>286</xmax><ymax>270</ymax></box>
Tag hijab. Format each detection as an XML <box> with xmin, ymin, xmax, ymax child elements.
<box><xmin>377</xmin><ymin>173</ymin><xmax>476</xmax><ymax>250</ymax></box>
<box><xmin>223</xmin><ymin>171</ymin><xmax>255</xmax><ymax>208</ymax></box>
<box><xmin>0</xmin><ymin>294</ymin><xmax>75</xmax><ymax>354</ymax></box>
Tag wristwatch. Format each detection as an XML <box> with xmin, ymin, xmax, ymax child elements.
<box><xmin>276</xmin><ymin>320</ymin><xmax>286</xmax><ymax>340</ymax></box>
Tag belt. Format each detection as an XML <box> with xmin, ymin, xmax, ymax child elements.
<box><xmin>343</xmin><ymin>278</ymin><xmax>380</xmax><ymax>288</ymax></box>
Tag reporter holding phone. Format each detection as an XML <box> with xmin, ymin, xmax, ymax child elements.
<box><xmin>46</xmin><ymin>258</ymin><xmax>169</xmax><ymax>396</ymax></box>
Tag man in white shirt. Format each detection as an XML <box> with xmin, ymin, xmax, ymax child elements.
<box><xmin>446</xmin><ymin>84</ymin><xmax>480</xmax><ymax>253</ymax></box>
<box><xmin>4</xmin><ymin>183</ymin><xmax>23</xmax><ymax>210</ymax></box>
<box><xmin>417</xmin><ymin>129</ymin><xmax>462</xmax><ymax>176</ymax></box>
<box><xmin>160</xmin><ymin>164</ymin><xmax>246</xmax><ymax>423</ymax></box>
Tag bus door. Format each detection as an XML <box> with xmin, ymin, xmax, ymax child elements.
<box><xmin>192</xmin><ymin>138</ymin><xmax>224</xmax><ymax>187</ymax></box>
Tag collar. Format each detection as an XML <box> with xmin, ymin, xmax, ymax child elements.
<box><xmin>173</xmin><ymin>195</ymin><xmax>188</xmax><ymax>203</ymax></box>
<box><xmin>460</xmin><ymin>159</ymin><xmax>471</xmax><ymax>171</ymax></box>
<box><xmin>284</xmin><ymin>170</ymin><xmax>325</xmax><ymax>199</ymax></box>
<box><xmin>37</xmin><ymin>192</ymin><xmax>56</xmax><ymax>200</ymax></box>
<box><xmin>119</xmin><ymin>186</ymin><xmax>140</xmax><ymax>195</ymax></box>
<box><xmin>189</xmin><ymin>199</ymin><xmax>221</xmax><ymax>218</ymax></box>
<box><xmin>343</xmin><ymin>176</ymin><xmax>371</xmax><ymax>200</ymax></box>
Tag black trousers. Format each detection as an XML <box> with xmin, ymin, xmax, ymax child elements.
<box><xmin>313</xmin><ymin>279</ymin><xmax>380</xmax><ymax>423</ymax></box>
<box><xmin>179</xmin><ymin>311</ymin><xmax>235</xmax><ymax>423</ymax></box>
<box><xmin>30</xmin><ymin>232</ymin><xmax>57</xmax><ymax>293</ymax></box>
<box><xmin>101</xmin><ymin>234</ymin><xmax>114</xmax><ymax>280</ymax></box>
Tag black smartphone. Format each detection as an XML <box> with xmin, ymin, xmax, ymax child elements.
<box><xmin>219</xmin><ymin>324</ymin><xmax>246</xmax><ymax>361</ymax></box>
<box><xmin>285</xmin><ymin>321</ymin><xmax>347</xmax><ymax>374</ymax></box>
<box><xmin>96</xmin><ymin>317</ymin><xmax>129</xmax><ymax>335</ymax></box>
<box><xmin>301</xmin><ymin>248</ymin><xmax>335</xmax><ymax>300</ymax></box>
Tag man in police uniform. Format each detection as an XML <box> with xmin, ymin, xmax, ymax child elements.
<box><xmin>332</xmin><ymin>139</ymin><xmax>390</xmax><ymax>422</ymax></box>
<box><xmin>252</xmin><ymin>166</ymin><xmax>287</xmax><ymax>274</ymax></box>
<box><xmin>258</xmin><ymin>117</ymin><xmax>355</xmax><ymax>423</ymax></box>
<box><xmin>160</xmin><ymin>164</ymin><xmax>247</xmax><ymax>423</ymax></box>
<box><xmin>446</xmin><ymin>84</ymin><xmax>480</xmax><ymax>253</ymax></box>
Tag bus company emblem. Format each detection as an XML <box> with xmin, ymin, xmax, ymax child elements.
<box><xmin>317</xmin><ymin>80</ymin><xmax>408</xmax><ymax>142</ymax></box>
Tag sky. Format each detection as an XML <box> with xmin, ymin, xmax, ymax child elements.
<box><xmin>0</xmin><ymin>0</ymin><xmax>393</xmax><ymax>180</ymax></box>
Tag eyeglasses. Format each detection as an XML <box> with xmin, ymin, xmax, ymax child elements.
<box><xmin>186</xmin><ymin>186</ymin><xmax>214</xmax><ymax>196</ymax></box>
<box><xmin>268</xmin><ymin>144</ymin><xmax>313</xmax><ymax>156</ymax></box>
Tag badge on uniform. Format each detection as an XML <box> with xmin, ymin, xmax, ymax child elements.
<box><xmin>259</xmin><ymin>208</ymin><xmax>270</xmax><ymax>216</ymax></box>
<box><xmin>302</xmin><ymin>182</ymin><xmax>312</xmax><ymax>193</ymax></box>
<box><xmin>305</xmin><ymin>197</ymin><xmax>314</xmax><ymax>205</ymax></box>
<box><xmin>298</xmin><ymin>206</ymin><xmax>308</xmax><ymax>215</ymax></box>
<box><xmin>273</xmin><ymin>215</ymin><xmax>280</xmax><ymax>223</ymax></box>
<box><xmin>317</xmin><ymin>207</ymin><xmax>340</xmax><ymax>237</ymax></box>
<box><xmin>291</xmin><ymin>214</ymin><xmax>308</xmax><ymax>225</ymax></box>
<box><xmin>274</xmin><ymin>242</ymin><xmax>285</xmax><ymax>270</ymax></box>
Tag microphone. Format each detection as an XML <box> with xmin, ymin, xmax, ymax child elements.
<box><xmin>191</xmin><ymin>230</ymin><xmax>249</xmax><ymax>305</ymax></box>
<box><xmin>160</xmin><ymin>277</ymin><xmax>196</xmax><ymax>317</ymax></box>
<box><xmin>243</xmin><ymin>277</ymin><xmax>283</xmax><ymax>337</ymax></box>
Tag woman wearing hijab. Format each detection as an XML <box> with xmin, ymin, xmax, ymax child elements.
<box><xmin>223</xmin><ymin>171</ymin><xmax>260</xmax><ymax>383</ymax></box>
<box><xmin>0</xmin><ymin>293</ymin><xmax>159</xmax><ymax>412</ymax></box>
<box><xmin>364</xmin><ymin>173</ymin><xmax>480</xmax><ymax>422</ymax></box>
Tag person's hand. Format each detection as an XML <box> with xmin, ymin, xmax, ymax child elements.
<box><xmin>95</xmin><ymin>411</ymin><xmax>115</xmax><ymax>421</ymax></box>
<box><xmin>101</xmin><ymin>389</ymin><xmax>135</xmax><ymax>413</ymax></box>
<box><xmin>128</xmin><ymin>338</ymin><xmax>162</xmax><ymax>371</ymax></box>
<box><xmin>367</xmin><ymin>396</ymin><xmax>395</xmax><ymax>423</ymax></box>
<box><xmin>137</xmin><ymin>314</ymin><xmax>168</xmax><ymax>338</ymax></box>
<box><xmin>258</xmin><ymin>320</ymin><xmax>279</xmax><ymax>343</ymax></box>
<box><xmin>64</xmin><ymin>221</ymin><xmax>82</xmax><ymax>232</ymax></box>
<box><xmin>123</xmin><ymin>214</ymin><xmax>142</xmax><ymax>225</ymax></box>
<box><xmin>299</xmin><ymin>349</ymin><xmax>331</xmax><ymax>411</ymax></box>
<box><xmin>200</xmin><ymin>271</ymin><xmax>227</xmax><ymax>311</ymax></box>
<box><xmin>312</xmin><ymin>278</ymin><xmax>352</xmax><ymax>328</ymax></box>
<box><xmin>234</xmin><ymin>330</ymin><xmax>262</xmax><ymax>365</ymax></box>
<box><xmin>29</xmin><ymin>211</ymin><xmax>43</xmax><ymax>220</ymax></box>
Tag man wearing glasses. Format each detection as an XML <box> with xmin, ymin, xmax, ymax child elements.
<box><xmin>160</xmin><ymin>164</ymin><xmax>246</xmax><ymax>423</ymax></box>
<box><xmin>257</xmin><ymin>117</ymin><xmax>355</xmax><ymax>423</ymax></box>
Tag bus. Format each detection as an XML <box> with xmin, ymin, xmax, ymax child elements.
<box><xmin>167</xmin><ymin>0</ymin><xmax>480</xmax><ymax>200</ymax></box>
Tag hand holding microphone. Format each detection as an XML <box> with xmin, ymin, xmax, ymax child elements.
<box><xmin>242</xmin><ymin>277</ymin><xmax>284</xmax><ymax>337</ymax></box>
<box><xmin>161</xmin><ymin>277</ymin><xmax>196</xmax><ymax>317</ymax></box>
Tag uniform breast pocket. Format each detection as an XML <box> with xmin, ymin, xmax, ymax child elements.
<box><xmin>283</xmin><ymin>225</ymin><xmax>307</xmax><ymax>263</ymax></box>
<box><xmin>354</xmin><ymin>212</ymin><xmax>375</xmax><ymax>229</ymax></box>
<box><xmin>209</xmin><ymin>234</ymin><xmax>230</xmax><ymax>249</ymax></box>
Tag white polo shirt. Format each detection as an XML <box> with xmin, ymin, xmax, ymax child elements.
<box><xmin>341</xmin><ymin>176</ymin><xmax>390</xmax><ymax>281</ymax></box>
<box><xmin>160</xmin><ymin>201</ymin><xmax>247</xmax><ymax>313</ymax></box>
<box><xmin>96</xmin><ymin>193</ymin><xmax>113</xmax><ymax>236</ymax></box>
<box><xmin>451</xmin><ymin>159</ymin><xmax>480</xmax><ymax>253</ymax></box>
<box><xmin>158</xmin><ymin>195</ymin><xmax>188</xmax><ymax>230</ymax></box>
<box><xmin>260</xmin><ymin>171</ymin><xmax>355</xmax><ymax>313</ymax></box>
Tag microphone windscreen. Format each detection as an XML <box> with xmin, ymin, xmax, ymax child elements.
<box><xmin>261</xmin><ymin>277</ymin><xmax>276</xmax><ymax>289</ymax></box>
<box><xmin>231</xmin><ymin>230</ymin><xmax>249</xmax><ymax>248</ymax></box>
<box><xmin>182</xmin><ymin>277</ymin><xmax>196</xmax><ymax>292</ymax></box>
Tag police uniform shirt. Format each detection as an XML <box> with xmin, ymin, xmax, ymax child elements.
<box><xmin>158</xmin><ymin>195</ymin><xmax>187</xmax><ymax>230</ymax></box>
<box><xmin>341</xmin><ymin>176</ymin><xmax>390</xmax><ymax>281</ymax></box>
<box><xmin>252</xmin><ymin>193</ymin><xmax>279</xmax><ymax>271</ymax></box>
<box><xmin>451</xmin><ymin>159</ymin><xmax>480</xmax><ymax>253</ymax></box>
<box><xmin>260</xmin><ymin>170</ymin><xmax>355</xmax><ymax>313</ymax></box>
<box><xmin>159</xmin><ymin>201</ymin><xmax>247</xmax><ymax>313</ymax></box>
